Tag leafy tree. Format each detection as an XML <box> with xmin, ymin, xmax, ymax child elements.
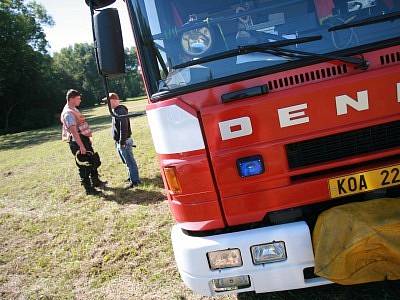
<box><xmin>121</xmin><ymin>47</ymin><xmax>144</xmax><ymax>99</ymax></box>
<box><xmin>104</xmin><ymin>47</ymin><xmax>145</xmax><ymax>102</ymax></box>
<box><xmin>0</xmin><ymin>0</ymin><xmax>144</xmax><ymax>133</ymax></box>
<box><xmin>53</xmin><ymin>44</ymin><xmax>144</xmax><ymax>106</ymax></box>
<box><xmin>53</xmin><ymin>43</ymin><xmax>103</xmax><ymax>107</ymax></box>
<box><xmin>0</xmin><ymin>0</ymin><xmax>59</xmax><ymax>132</ymax></box>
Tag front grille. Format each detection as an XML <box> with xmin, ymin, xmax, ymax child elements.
<box><xmin>267</xmin><ymin>64</ymin><xmax>348</xmax><ymax>91</ymax></box>
<box><xmin>380</xmin><ymin>51</ymin><xmax>400</xmax><ymax>65</ymax></box>
<box><xmin>286</xmin><ymin>121</ymin><xmax>400</xmax><ymax>169</ymax></box>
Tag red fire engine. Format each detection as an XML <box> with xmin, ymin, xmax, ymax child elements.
<box><xmin>87</xmin><ymin>0</ymin><xmax>400</xmax><ymax>296</ymax></box>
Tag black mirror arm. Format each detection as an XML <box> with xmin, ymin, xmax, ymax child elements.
<box><xmin>88</xmin><ymin>1</ymin><xmax>138</xmax><ymax>120</ymax></box>
<box><xmin>102</xmin><ymin>76</ymin><xmax>142</xmax><ymax>119</ymax></box>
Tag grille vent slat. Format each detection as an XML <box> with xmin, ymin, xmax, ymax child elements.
<box><xmin>286</xmin><ymin>121</ymin><xmax>400</xmax><ymax>169</ymax></box>
<box><xmin>380</xmin><ymin>51</ymin><xmax>400</xmax><ymax>65</ymax></box>
<box><xmin>267</xmin><ymin>64</ymin><xmax>348</xmax><ymax>92</ymax></box>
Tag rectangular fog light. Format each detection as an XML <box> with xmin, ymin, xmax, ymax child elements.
<box><xmin>212</xmin><ymin>275</ymin><xmax>250</xmax><ymax>292</ymax></box>
<box><xmin>251</xmin><ymin>241</ymin><xmax>287</xmax><ymax>264</ymax></box>
<box><xmin>207</xmin><ymin>249</ymin><xmax>242</xmax><ymax>270</ymax></box>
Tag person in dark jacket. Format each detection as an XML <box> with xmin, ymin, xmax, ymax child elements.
<box><xmin>109</xmin><ymin>93</ymin><xmax>141</xmax><ymax>188</ymax></box>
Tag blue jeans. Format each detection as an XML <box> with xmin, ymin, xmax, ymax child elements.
<box><xmin>116</xmin><ymin>138</ymin><xmax>140</xmax><ymax>183</ymax></box>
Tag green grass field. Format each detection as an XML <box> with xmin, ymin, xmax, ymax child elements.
<box><xmin>0</xmin><ymin>97</ymin><xmax>399</xmax><ymax>299</ymax></box>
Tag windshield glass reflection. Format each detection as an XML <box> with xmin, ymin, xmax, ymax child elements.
<box><xmin>132</xmin><ymin>0</ymin><xmax>400</xmax><ymax>92</ymax></box>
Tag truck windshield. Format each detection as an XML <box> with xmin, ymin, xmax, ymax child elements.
<box><xmin>130</xmin><ymin>0</ymin><xmax>400</xmax><ymax>95</ymax></box>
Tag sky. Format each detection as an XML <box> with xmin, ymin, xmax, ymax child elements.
<box><xmin>35</xmin><ymin>0</ymin><xmax>135</xmax><ymax>54</ymax></box>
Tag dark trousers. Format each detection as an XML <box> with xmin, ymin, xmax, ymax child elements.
<box><xmin>69</xmin><ymin>134</ymin><xmax>99</xmax><ymax>184</ymax></box>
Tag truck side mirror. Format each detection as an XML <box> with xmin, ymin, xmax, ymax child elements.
<box><xmin>94</xmin><ymin>8</ymin><xmax>125</xmax><ymax>76</ymax></box>
<box><xmin>85</xmin><ymin>0</ymin><xmax>116</xmax><ymax>9</ymax></box>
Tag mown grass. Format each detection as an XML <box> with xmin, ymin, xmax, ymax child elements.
<box><xmin>0</xmin><ymin>97</ymin><xmax>399</xmax><ymax>299</ymax></box>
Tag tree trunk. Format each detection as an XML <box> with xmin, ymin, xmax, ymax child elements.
<box><xmin>4</xmin><ymin>104</ymin><xmax>16</xmax><ymax>133</ymax></box>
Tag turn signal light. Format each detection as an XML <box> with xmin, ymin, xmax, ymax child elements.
<box><xmin>163</xmin><ymin>166</ymin><xmax>182</xmax><ymax>194</ymax></box>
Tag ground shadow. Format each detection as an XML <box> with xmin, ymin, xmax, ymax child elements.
<box><xmin>99</xmin><ymin>175</ymin><xmax>166</xmax><ymax>206</ymax></box>
<box><xmin>237</xmin><ymin>280</ymin><xmax>400</xmax><ymax>300</ymax></box>
<box><xmin>0</xmin><ymin>127</ymin><xmax>61</xmax><ymax>151</ymax></box>
<box><xmin>0</xmin><ymin>112</ymin><xmax>145</xmax><ymax>151</ymax></box>
<box><xmin>142</xmin><ymin>175</ymin><xmax>164</xmax><ymax>189</ymax></box>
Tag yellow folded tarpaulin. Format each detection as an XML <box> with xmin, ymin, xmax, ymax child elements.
<box><xmin>313</xmin><ymin>198</ymin><xmax>400</xmax><ymax>285</ymax></box>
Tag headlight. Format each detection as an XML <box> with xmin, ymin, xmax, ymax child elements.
<box><xmin>181</xmin><ymin>27</ymin><xmax>212</xmax><ymax>56</ymax></box>
<box><xmin>207</xmin><ymin>249</ymin><xmax>242</xmax><ymax>270</ymax></box>
<box><xmin>251</xmin><ymin>241</ymin><xmax>287</xmax><ymax>264</ymax></box>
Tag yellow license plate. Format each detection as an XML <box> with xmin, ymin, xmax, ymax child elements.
<box><xmin>329</xmin><ymin>164</ymin><xmax>400</xmax><ymax>198</ymax></box>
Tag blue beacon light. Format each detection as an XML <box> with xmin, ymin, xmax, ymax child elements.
<box><xmin>237</xmin><ymin>155</ymin><xmax>265</xmax><ymax>177</ymax></box>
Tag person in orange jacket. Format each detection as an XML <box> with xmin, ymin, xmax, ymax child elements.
<box><xmin>61</xmin><ymin>89</ymin><xmax>107</xmax><ymax>195</ymax></box>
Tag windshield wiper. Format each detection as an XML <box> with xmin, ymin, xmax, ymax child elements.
<box><xmin>329</xmin><ymin>11</ymin><xmax>400</xmax><ymax>31</ymax></box>
<box><xmin>173</xmin><ymin>35</ymin><xmax>368</xmax><ymax>70</ymax></box>
<box><xmin>265</xmin><ymin>47</ymin><xmax>369</xmax><ymax>69</ymax></box>
<box><xmin>173</xmin><ymin>35</ymin><xmax>322</xmax><ymax>69</ymax></box>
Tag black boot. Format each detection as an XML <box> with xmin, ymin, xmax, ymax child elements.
<box><xmin>91</xmin><ymin>177</ymin><xmax>107</xmax><ymax>189</ymax></box>
<box><xmin>82</xmin><ymin>180</ymin><xmax>100</xmax><ymax>195</ymax></box>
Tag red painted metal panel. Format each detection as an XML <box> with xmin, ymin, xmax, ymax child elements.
<box><xmin>157</xmin><ymin>152</ymin><xmax>226</xmax><ymax>231</ymax></box>
<box><xmin>223</xmin><ymin>157</ymin><xmax>400</xmax><ymax>226</ymax></box>
<box><xmin>149</xmin><ymin>46</ymin><xmax>400</xmax><ymax>231</ymax></box>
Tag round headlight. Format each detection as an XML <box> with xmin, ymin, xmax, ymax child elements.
<box><xmin>181</xmin><ymin>27</ymin><xmax>212</xmax><ymax>56</ymax></box>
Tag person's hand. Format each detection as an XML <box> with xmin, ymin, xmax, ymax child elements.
<box><xmin>120</xmin><ymin>144</ymin><xmax>126</xmax><ymax>149</ymax></box>
<box><xmin>80</xmin><ymin>145</ymin><xmax>87</xmax><ymax>155</ymax></box>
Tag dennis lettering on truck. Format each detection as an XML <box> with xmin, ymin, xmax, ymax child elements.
<box><xmin>279</xmin><ymin>84</ymin><xmax>400</xmax><ymax>128</ymax></box>
<box><xmin>220</xmin><ymin>83</ymin><xmax>400</xmax><ymax>140</ymax></box>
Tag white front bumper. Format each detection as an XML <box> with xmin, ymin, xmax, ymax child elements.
<box><xmin>171</xmin><ymin>221</ymin><xmax>331</xmax><ymax>296</ymax></box>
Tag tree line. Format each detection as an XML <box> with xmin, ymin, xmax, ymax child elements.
<box><xmin>0</xmin><ymin>0</ymin><xmax>144</xmax><ymax>134</ymax></box>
